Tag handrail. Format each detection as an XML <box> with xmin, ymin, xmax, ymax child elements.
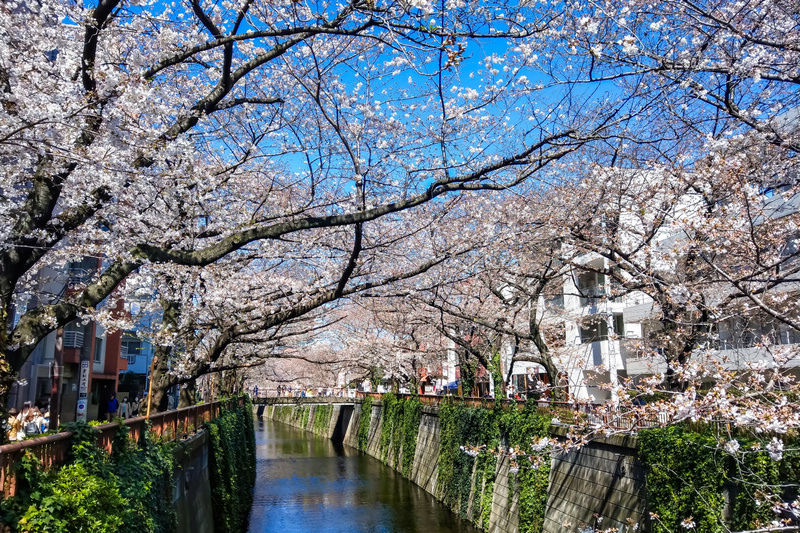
<box><xmin>352</xmin><ymin>392</ymin><xmax>677</xmax><ymax>431</ymax></box>
<box><xmin>0</xmin><ymin>397</ymin><xmax>244</xmax><ymax>499</ymax></box>
<box><xmin>262</xmin><ymin>390</ymin><xmax>680</xmax><ymax>433</ymax></box>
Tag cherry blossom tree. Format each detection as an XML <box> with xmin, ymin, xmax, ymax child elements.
<box><xmin>557</xmin><ymin>0</ymin><xmax>799</xmax><ymax>153</ymax></box>
<box><xmin>0</xmin><ymin>0</ymin><xmax>631</xmax><ymax>407</ymax></box>
<box><xmin>415</xmin><ymin>193</ymin><xmax>575</xmax><ymax>398</ymax></box>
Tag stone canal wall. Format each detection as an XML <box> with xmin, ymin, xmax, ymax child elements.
<box><xmin>545</xmin><ymin>427</ymin><xmax>647</xmax><ymax>533</ymax></box>
<box><xmin>265</xmin><ymin>401</ymin><xmax>647</xmax><ymax>533</ymax></box>
<box><xmin>173</xmin><ymin>431</ymin><xmax>214</xmax><ymax>533</ymax></box>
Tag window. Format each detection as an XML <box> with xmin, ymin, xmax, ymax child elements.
<box><xmin>580</xmin><ymin>318</ymin><xmax>608</xmax><ymax>343</ymax></box>
<box><xmin>121</xmin><ymin>339</ymin><xmax>140</xmax><ymax>365</ymax></box>
<box><xmin>577</xmin><ymin>271</ymin><xmax>606</xmax><ymax>305</ymax></box>
<box><xmin>93</xmin><ymin>338</ymin><xmax>103</xmax><ymax>363</ymax></box>
<box><xmin>613</xmin><ymin>314</ymin><xmax>625</xmax><ymax>338</ymax></box>
<box><xmin>545</xmin><ymin>292</ymin><xmax>564</xmax><ymax>310</ymax></box>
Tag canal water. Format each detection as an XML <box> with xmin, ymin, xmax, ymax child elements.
<box><xmin>247</xmin><ymin>417</ymin><xmax>479</xmax><ymax>533</ymax></box>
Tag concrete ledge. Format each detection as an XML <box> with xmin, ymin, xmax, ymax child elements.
<box><xmin>550</xmin><ymin>424</ymin><xmax>639</xmax><ymax>450</ymax></box>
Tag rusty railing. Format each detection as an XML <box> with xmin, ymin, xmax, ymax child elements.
<box><xmin>354</xmin><ymin>392</ymin><xmax>678</xmax><ymax>431</ymax></box>
<box><xmin>0</xmin><ymin>397</ymin><xmax>242</xmax><ymax>498</ymax></box>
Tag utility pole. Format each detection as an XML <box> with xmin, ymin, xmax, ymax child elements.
<box><xmin>50</xmin><ymin>327</ymin><xmax>64</xmax><ymax>428</ymax></box>
<box><xmin>146</xmin><ymin>355</ymin><xmax>156</xmax><ymax>419</ymax></box>
<box><xmin>76</xmin><ymin>321</ymin><xmax>93</xmax><ymax>422</ymax></box>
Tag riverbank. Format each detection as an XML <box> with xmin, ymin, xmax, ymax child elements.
<box><xmin>266</xmin><ymin>396</ymin><xmax>800</xmax><ymax>533</ymax></box>
<box><xmin>267</xmin><ymin>397</ymin><xmax>647</xmax><ymax>533</ymax></box>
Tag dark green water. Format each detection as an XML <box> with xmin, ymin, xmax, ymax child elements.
<box><xmin>247</xmin><ymin>417</ymin><xmax>479</xmax><ymax>533</ymax></box>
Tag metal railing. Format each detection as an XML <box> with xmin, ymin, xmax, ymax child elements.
<box><xmin>256</xmin><ymin>396</ymin><xmax>355</xmax><ymax>405</ymax></box>
<box><xmin>255</xmin><ymin>388</ymin><xmax>354</xmax><ymax>399</ymax></box>
<box><xmin>259</xmin><ymin>390</ymin><xmax>680</xmax><ymax>433</ymax></box>
<box><xmin>0</xmin><ymin>397</ymin><xmax>242</xmax><ymax>498</ymax></box>
<box><xmin>355</xmin><ymin>392</ymin><xmax>678</xmax><ymax>431</ymax></box>
<box><xmin>356</xmin><ymin>391</ymin><xmax>586</xmax><ymax>413</ymax></box>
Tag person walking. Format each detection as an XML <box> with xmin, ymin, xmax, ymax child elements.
<box><xmin>33</xmin><ymin>407</ymin><xmax>47</xmax><ymax>433</ymax></box>
<box><xmin>22</xmin><ymin>408</ymin><xmax>41</xmax><ymax>438</ymax></box>
<box><xmin>130</xmin><ymin>395</ymin><xmax>140</xmax><ymax>417</ymax></box>
<box><xmin>120</xmin><ymin>397</ymin><xmax>130</xmax><ymax>418</ymax></box>
<box><xmin>107</xmin><ymin>393</ymin><xmax>119</xmax><ymax>421</ymax></box>
<box><xmin>6</xmin><ymin>408</ymin><xmax>20</xmax><ymax>442</ymax></box>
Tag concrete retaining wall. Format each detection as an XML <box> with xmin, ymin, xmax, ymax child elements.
<box><xmin>263</xmin><ymin>402</ymin><xmax>648</xmax><ymax>533</ymax></box>
<box><xmin>410</xmin><ymin>407</ymin><xmax>441</xmax><ymax>495</ymax></box>
<box><xmin>544</xmin><ymin>428</ymin><xmax>646</xmax><ymax>533</ymax></box>
<box><xmin>173</xmin><ymin>431</ymin><xmax>214</xmax><ymax>533</ymax></box>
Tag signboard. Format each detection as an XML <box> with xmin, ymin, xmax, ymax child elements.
<box><xmin>76</xmin><ymin>360</ymin><xmax>89</xmax><ymax>422</ymax></box>
<box><xmin>76</xmin><ymin>399</ymin><xmax>87</xmax><ymax>419</ymax></box>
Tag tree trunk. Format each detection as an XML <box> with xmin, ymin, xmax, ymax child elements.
<box><xmin>660</xmin><ymin>302</ymin><xmax>696</xmax><ymax>392</ymax></box>
<box><xmin>178</xmin><ymin>378</ymin><xmax>196</xmax><ymax>408</ymax></box>
<box><xmin>0</xmin><ymin>296</ymin><xmax>26</xmax><ymax>417</ymax></box>
<box><xmin>148</xmin><ymin>298</ymin><xmax>180</xmax><ymax>412</ymax></box>
<box><xmin>0</xmin><ymin>299</ymin><xmax>14</xmax><ymax>443</ymax></box>
<box><xmin>540</xmin><ymin>354</ymin><xmax>564</xmax><ymax>402</ymax></box>
<box><xmin>528</xmin><ymin>292</ymin><xmax>563</xmax><ymax>400</ymax></box>
<box><xmin>149</xmin><ymin>347</ymin><xmax>173</xmax><ymax>412</ymax></box>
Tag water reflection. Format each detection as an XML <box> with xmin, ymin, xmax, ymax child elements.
<box><xmin>248</xmin><ymin>417</ymin><xmax>479</xmax><ymax>533</ymax></box>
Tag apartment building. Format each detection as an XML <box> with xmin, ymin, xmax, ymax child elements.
<box><xmin>556</xmin><ymin>188</ymin><xmax>800</xmax><ymax>403</ymax></box>
<box><xmin>9</xmin><ymin>257</ymin><xmax>128</xmax><ymax>422</ymax></box>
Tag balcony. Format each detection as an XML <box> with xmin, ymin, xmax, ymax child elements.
<box><xmin>545</xmin><ymin>293</ymin><xmax>564</xmax><ymax>310</ymax></box>
<box><xmin>67</xmin><ymin>267</ymin><xmax>92</xmax><ymax>287</ymax></box>
<box><xmin>63</xmin><ymin>330</ymin><xmax>84</xmax><ymax>348</ymax></box>
<box><xmin>578</xmin><ymin>286</ymin><xmax>606</xmax><ymax>307</ymax></box>
<box><xmin>619</xmin><ymin>338</ymin><xmax>663</xmax><ymax>359</ymax></box>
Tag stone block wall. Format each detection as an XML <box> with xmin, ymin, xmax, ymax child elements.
<box><xmin>409</xmin><ymin>407</ymin><xmax>440</xmax><ymax>495</ymax></box>
<box><xmin>544</xmin><ymin>429</ymin><xmax>646</xmax><ymax>533</ymax></box>
<box><xmin>488</xmin><ymin>455</ymin><xmax>520</xmax><ymax>533</ymax></box>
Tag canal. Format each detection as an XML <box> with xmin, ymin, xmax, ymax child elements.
<box><xmin>247</xmin><ymin>417</ymin><xmax>480</xmax><ymax>533</ymax></box>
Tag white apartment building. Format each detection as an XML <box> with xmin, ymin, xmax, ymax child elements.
<box><xmin>556</xmin><ymin>188</ymin><xmax>800</xmax><ymax>403</ymax></box>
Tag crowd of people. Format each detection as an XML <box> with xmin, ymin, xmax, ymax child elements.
<box><xmin>4</xmin><ymin>393</ymin><xmax>146</xmax><ymax>442</ymax></box>
<box><xmin>5</xmin><ymin>402</ymin><xmax>49</xmax><ymax>441</ymax></box>
<box><xmin>105</xmin><ymin>393</ymin><xmax>142</xmax><ymax>421</ymax></box>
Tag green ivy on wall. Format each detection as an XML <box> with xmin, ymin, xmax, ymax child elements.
<box><xmin>477</xmin><ymin>452</ymin><xmax>497</xmax><ymax>530</ymax></box>
<box><xmin>732</xmin><ymin>448</ymin><xmax>781</xmax><ymax>531</ymax></box>
<box><xmin>379</xmin><ymin>393</ymin><xmax>398</xmax><ymax>463</ymax></box>
<box><xmin>376</xmin><ymin>394</ymin><xmax>423</xmax><ymax>474</ymax></box>
<box><xmin>497</xmin><ymin>403</ymin><xmax>552</xmax><ymax>533</ymax></box>
<box><xmin>357</xmin><ymin>396</ymin><xmax>373</xmax><ymax>452</ymax></box>
<box><xmin>640</xmin><ymin>425</ymin><xmax>800</xmax><ymax>533</ymax></box>
<box><xmin>206</xmin><ymin>396</ymin><xmax>257</xmax><ymax>533</ymax></box>
<box><xmin>401</xmin><ymin>396</ymin><xmax>422</xmax><ymax>477</ymax></box>
<box><xmin>313</xmin><ymin>404</ymin><xmax>334</xmax><ymax>435</ymax></box>
<box><xmin>436</xmin><ymin>400</ymin><xmax>552</xmax><ymax>532</ymax></box>
<box><xmin>639</xmin><ymin>426</ymin><xmax>728</xmax><ymax>533</ymax></box>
